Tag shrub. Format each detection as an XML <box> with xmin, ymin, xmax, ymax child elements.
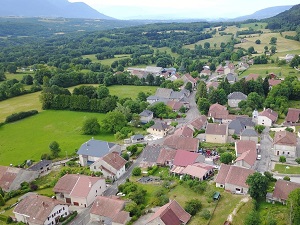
<box><xmin>184</xmin><ymin>199</ymin><xmax>202</xmax><ymax>216</ymax></box>
<box><xmin>279</xmin><ymin>156</ymin><xmax>286</xmax><ymax>163</ymax></box>
<box><xmin>283</xmin><ymin>176</ymin><xmax>290</xmax><ymax>181</ymax></box>
<box><xmin>200</xmin><ymin>209</ymin><xmax>211</xmax><ymax>220</ymax></box>
<box><xmin>295</xmin><ymin>158</ymin><xmax>300</xmax><ymax>164</ymax></box>
<box><xmin>132</xmin><ymin>167</ymin><xmax>141</xmax><ymax>176</ymax></box>
<box><xmin>5</xmin><ymin>110</ymin><xmax>38</xmax><ymax>123</ymax></box>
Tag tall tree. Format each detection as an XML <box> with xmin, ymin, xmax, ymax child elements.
<box><xmin>263</xmin><ymin>77</ymin><xmax>270</xmax><ymax>96</ymax></box>
<box><xmin>287</xmin><ymin>188</ymin><xmax>300</xmax><ymax>225</ymax></box>
<box><xmin>246</xmin><ymin>172</ymin><xmax>269</xmax><ymax>200</ymax></box>
<box><xmin>96</xmin><ymin>85</ymin><xmax>109</xmax><ymax>99</ymax></box>
<box><xmin>49</xmin><ymin>141</ymin><xmax>61</xmax><ymax>158</ymax></box>
<box><xmin>101</xmin><ymin>111</ymin><xmax>127</xmax><ymax>133</ymax></box>
<box><xmin>82</xmin><ymin>117</ymin><xmax>100</xmax><ymax>135</ymax></box>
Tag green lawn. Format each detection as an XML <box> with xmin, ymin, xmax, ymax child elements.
<box><xmin>274</xmin><ymin>164</ymin><xmax>300</xmax><ymax>174</ymax></box>
<box><xmin>258</xmin><ymin>201</ymin><xmax>288</xmax><ymax>225</ymax></box>
<box><xmin>0</xmin><ymin>85</ymin><xmax>158</xmax><ymax>122</ymax></box>
<box><xmin>82</xmin><ymin>54</ymin><xmax>131</xmax><ymax>65</ymax></box>
<box><xmin>0</xmin><ymin>110</ymin><xmax>115</xmax><ymax>166</ymax></box>
<box><xmin>240</xmin><ymin>64</ymin><xmax>298</xmax><ymax>78</ymax></box>
<box><xmin>108</xmin><ymin>85</ymin><xmax>157</xmax><ymax>99</ymax></box>
<box><xmin>184</xmin><ymin>35</ymin><xmax>232</xmax><ymax>50</ymax></box>
<box><xmin>289</xmin><ymin>100</ymin><xmax>300</xmax><ymax>109</ymax></box>
<box><xmin>235</xmin><ymin>32</ymin><xmax>300</xmax><ymax>55</ymax></box>
<box><xmin>240</xmin><ymin>23</ymin><xmax>268</xmax><ymax>31</ymax></box>
<box><xmin>232</xmin><ymin>199</ymin><xmax>253</xmax><ymax>225</ymax></box>
<box><xmin>152</xmin><ymin>47</ymin><xmax>180</xmax><ymax>58</ymax></box>
<box><xmin>0</xmin><ymin>91</ymin><xmax>42</xmax><ymax>122</ymax></box>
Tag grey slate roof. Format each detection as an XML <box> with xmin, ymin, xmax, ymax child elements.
<box><xmin>151</xmin><ymin>122</ymin><xmax>170</xmax><ymax>131</ymax></box>
<box><xmin>131</xmin><ymin>134</ymin><xmax>144</xmax><ymax>140</ymax></box>
<box><xmin>241</xmin><ymin>129</ymin><xmax>258</xmax><ymax>137</ymax></box>
<box><xmin>226</xmin><ymin>73</ymin><xmax>237</xmax><ymax>82</ymax></box>
<box><xmin>139</xmin><ymin>110</ymin><xmax>153</xmax><ymax>117</ymax></box>
<box><xmin>28</xmin><ymin>160</ymin><xmax>52</xmax><ymax>171</ymax></box>
<box><xmin>155</xmin><ymin>88</ymin><xmax>173</xmax><ymax>99</ymax></box>
<box><xmin>142</xmin><ymin>145</ymin><xmax>162</xmax><ymax>163</ymax></box>
<box><xmin>228</xmin><ymin>120</ymin><xmax>245</xmax><ymax>135</ymax></box>
<box><xmin>77</xmin><ymin>139</ymin><xmax>116</xmax><ymax>157</ymax></box>
<box><xmin>227</xmin><ymin>92</ymin><xmax>247</xmax><ymax>100</ymax></box>
<box><xmin>236</xmin><ymin>117</ymin><xmax>255</xmax><ymax>127</ymax></box>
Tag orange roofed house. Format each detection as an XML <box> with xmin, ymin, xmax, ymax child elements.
<box><xmin>215</xmin><ymin>164</ymin><xmax>255</xmax><ymax>194</ymax></box>
<box><xmin>53</xmin><ymin>174</ymin><xmax>106</xmax><ymax>207</ymax></box>
<box><xmin>13</xmin><ymin>194</ymin><xmax>69</xmax><ymax>225</ymax></box>
<box><xmin>146</xmin><ymin>200</ymin><xmax>191</xmax><ymax>225</ymax></box>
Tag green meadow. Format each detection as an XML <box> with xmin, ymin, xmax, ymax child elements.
<box><xmin>0</xmin><ymin>110</ymin><xmax>114</xmax><ymax>166</ymax></box>
<box><xmin>0</xmin><ymin>85</ymin><xmax>158</xmax><ymax>122</ymax></box>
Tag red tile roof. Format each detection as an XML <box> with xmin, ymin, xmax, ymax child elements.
<box><xmin>236</xmin><ymin>140</ymin><xmax>256</xmax><ymax>155</ymax></box>
<box><xmin>190</xmin><ymin>115</ymin><xmax>207</xmax><ymax>130</ymax></box>
<box><xmin>157</xmin><ymin>148</ymin><xmax>177</xmax><ymax>165</ymax></box>
<box><xmin>90</xmin><ymin>196</ymin><xmax>125</xmax><ymax>219</ymax></box>
<box><xmin>102</xmin><ymin>152</ymin><xmax>127</xmax><ymax>171</ymax></box>
<box><xmin>268</xmin><ymin>79</ymin><xmax>282</xmax><ymax>87</ymax></box>
<box><xmin>206</xmin><ymin>123</ymin><xmax>227</xmax><ymax>135</ymax></box>
<box><xmin>259</xmin><ymin>108</ymin><xmax>278</xmax><ymax>122</ymax></box>
<box><xmin>183</xmin><ymin>73</ymin><xmax>197</xmax><ymax>83</ymax></box>
<box><xmin>174</xmin><ymin>125</ymin><xmax>194</xmax><ymax>137</ymax></box>
<box><xmin>286</xmin><ymin>108</ymin><xmax>300</xmax><ymax>123</ymax></box>
<box><xmin>112</xmin><ymin>211</ymin><xmax>130</xmax><ymax>224</ymax></box>
<box><xmin>215</xmin><ymin>164</ymin><xmax>255</xmax><ymax>188</ymax></box>
<box><xmin>53</xmin><ymin>174</ymin><xmax>104</xmax><ymax>198</ymax></box>
<box><xmin>272</xmin><ymin>180</ymin><xmax>300</xmax><ymax>201</ymax></box>
<box><xmin>235</xmin><ymin>150</ymin><xmax>257</xmax><ymax>167</ymax></box>
<box><xmin>208</xmin><ymin>103</ymin><xmax>229</xmax><ymax>119</ymax></box>
<box><xmin>173</xmin><ymin>150</ymin><xmax>199</xmax><ymax>167</ymax></box>
<box><xmin>147</xmin><ymin>200</ymin><xmax>191</xmax><ymax>225</ymax></box>
<box><xmin>163</xmin><ymin>135</ymin><xmax>199</xmax><ymax>152</ymax></box>
<box><xmin>167</xmin><ymin>100</ymin><xmax>184</xmax><ymax>111</ymax></box>
<box><xmin>13</xmin><ymin>194</ymin><xmax>67</xmax><ymax>224</ymax></box>
<box><xmin>274</xmin><ymin>131</ymin><xmax>297</xmax><ymax>146</ymax></box>
<box><xmin>225</xmin><ymin>165</ymin><xmax>255</xmax><ymax>188</ymax></box>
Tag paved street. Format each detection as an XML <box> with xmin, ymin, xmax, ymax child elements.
<box><xmin>255</xmin><ymin>127</ymin><xmax>273</xmax><ymax>172</ymax></box>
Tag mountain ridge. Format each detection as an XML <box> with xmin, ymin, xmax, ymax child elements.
<box><xmin>0</xmin><ymin>0</ymin><xmax>116</xmax><ymax>20</ymax></box>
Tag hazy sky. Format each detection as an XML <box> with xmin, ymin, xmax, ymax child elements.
<box><xmin>69</xmin><ymin>0</ymin><xmax>299</xmax><ymax>19</ymax></box>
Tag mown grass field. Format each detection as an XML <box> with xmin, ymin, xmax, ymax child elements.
<box><xmin>184</xmin><ymin>35</ymin><xmax>232</xmax><ymax>50</ymax></box>
<box><xmin>0</xmin><ymin>110</ymin><xmax>115</xmax><ymax>166</ymax></box>
<box><xmin>152</xmin><ymin>46</ymin><xmax>180</xmax><ymax>58</ymax></box>
<box><xmin>240</xmin><ymin>64</ymin><xmax>299</xmax><ymax>78</ymax></box>
<box><xmin>235</xmin><ymin>32</ymin><xmax>300</xmax><ymax>54</ymax></box>
<box><xmin>83</xmin><ymin>54</ymin><xmax>131</xmax><ymax>65</ymax></box>
<box><xmin>0</xmin><ymin>85</ymin><xmax>158</xmax><ymax>122</ymax></box>
<box><xmin>240</xmin><ymin>22</ymin><xmax>268</xmax><ymax>31</ymax></box>
<box><xmin>274</xmin><ymin>163</ymin><xmax>300</xmax><ymax>174</ymax></box>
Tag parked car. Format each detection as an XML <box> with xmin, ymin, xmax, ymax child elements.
<box><xmin>257</xmin><ymin>155</ymin><xmax>261</xmax><ymax>160</ymax></box>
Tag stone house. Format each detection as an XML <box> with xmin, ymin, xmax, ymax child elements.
<box><xmin>273</xmin><ymin>131</ymin><xmax>297</xmax><ymax>157</ymax></box>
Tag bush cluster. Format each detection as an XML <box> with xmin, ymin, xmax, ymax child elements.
<box><xmin>5</xmin><ymin>110</ymin><xmax>38</xmax><ymax>123</ymax></box>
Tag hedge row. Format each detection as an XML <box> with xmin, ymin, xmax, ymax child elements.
<box><xmin>5</xmin><ymin>110</ymin><xmax>38</xmax><ymax>123</ymax></box>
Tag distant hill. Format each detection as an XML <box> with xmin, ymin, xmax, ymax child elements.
<box><xmin>231</xmin><ymin>5</ymin><xmax>293</xmax><ymax>21</ymax></box>
<box><xmin>265</xmin><ymin>4</ymin><xmax>300</xmax><ymax>30</ymax></box>
<box><xmin>0</xmin><ymin>0</ymin><xmax>115</xmax><ymax>20</ymax></box>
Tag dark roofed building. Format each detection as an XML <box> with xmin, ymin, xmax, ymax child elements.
<box><xmin>77</xmin><ymin>139</ymin><xmax>121</xmax><ymax>166</ymax></box>
<box><xmin>140</xmin><ymin>145</ymin><xmax>162</xmax><ymax>168</ymax></box>
<box><xmin>240</xmin><ymin>129</ymin><xmax>259</xmax><ymax>143</ymax></box>
<box><xmin>28</xmin><ymin>160</ymin><xmax>52</xmax><ymax>175</ymax></box>
<box><xmin>139</xmin><ymin>110</ymin><xmax>153</xmax><ymax>124</ymax></box>
<box><xmin>227</xmin><ymin>92</ymin><xmax>247</xmax><ymax>108</ymax></box>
